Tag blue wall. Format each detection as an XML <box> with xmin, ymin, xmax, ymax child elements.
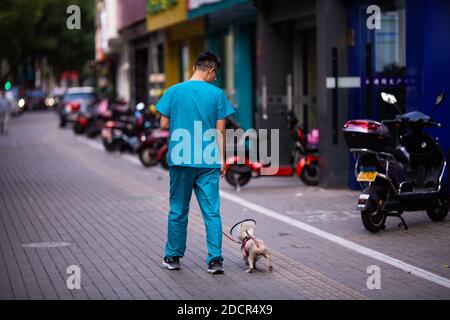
<box><xmin>206</xmin><ymin>24</ymin><xmax>254</xmax><ymax>130</ymax></box>
<box><xmin>347</xmin><ymin>0</ymin><xmax>450</xmax><ymax>188</ymax></box>
<box><xmin>406</xmin><ymin>0</ymin><xmax>450</xmax><ymax>182</ymax></box>
<box><xmin>232</xmin><ymin>23</ymin><xmax>254</xmax><ymax>130</ymax></box>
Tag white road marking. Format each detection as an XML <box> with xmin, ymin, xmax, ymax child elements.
<box><xmin>220</xmin><ymin>191</ymin><xmax>450</xmax><ymax>289</ymax></box>
<box><xmin>75</xmin><ymin>137</ymin><xmax>104</xmax><ymax>151</ymax></box>
<box><xmin>122</xmin><ymin>154</ymin><xmax>142</xmax><ymax>166</ymax></box>
<box><xmin>76</xmin><ymin>137</ymin><xmax>450</xmax><ymax>290</ymax></box>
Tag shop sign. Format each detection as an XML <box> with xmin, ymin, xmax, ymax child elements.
<box><xmin>362</xmin><ymin>76</ymin><xmax>418</xmax><ymax>88</ymax></box>
<box><xmin>149</xmin><ymin>73</ymin><xmax>166</xmax><ymax>83</ymax></box>
<box><xmin>148</xmin><ymin>0</ymin><xmax>178</xmax><ymax>15</ymax></box>
<box><xmin>188</xmin><ymin>0</ymin><xmax>221</xmax><ymax>10</ymax></box>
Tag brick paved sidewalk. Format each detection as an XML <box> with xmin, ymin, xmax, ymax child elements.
<box><xmin>1</xmin><ymin>113</ymin><xmax>449</xmax><ymax>300</ymax></box>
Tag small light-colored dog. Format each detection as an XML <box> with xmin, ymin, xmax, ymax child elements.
<box><xmin>238</xmin><ymin>222</ymin><xmax>273</xmax><ymax>273</ymax></box>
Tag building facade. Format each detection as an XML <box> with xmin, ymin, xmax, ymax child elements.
<box><xmin>254</xmin><ymin>0</ymin><xmax>450</xmax><ymax>188</ymax></box>
<box><xmin>189</xmin><ymin>0</ymin><xmax>256</xmax><ymax>130</ymax></box>
<box><xmin>95</xmin><ymin>0</ymin><xmax>121</xmax><ymax>98</ymax></box>
<box><xmin>130</xmin><ymin>0</ymin><xmax>450</xmax><ymax>188</ymax></box>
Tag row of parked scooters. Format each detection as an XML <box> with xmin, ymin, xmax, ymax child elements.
<box><xmin>60</xmin><ymin>98</ymin><xmax>170</xmax><ymax>169</ymax></box>
<box><xmin>59</xmin><ymin>95</ymin><xmax>322</xmax><ymax>189</ymax></box>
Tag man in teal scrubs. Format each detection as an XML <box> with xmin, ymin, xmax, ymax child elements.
<box><xmin>156</xmin><ymin>51</ymin><xmax>235</xmax><ymax>274</ymax></box>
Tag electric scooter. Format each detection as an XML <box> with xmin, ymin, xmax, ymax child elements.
<box><xmin>343</xmin><ymin>92</ymin><xmax>450</xmax><ymax>233</ymax></box>
<box><xmin>73</xmin><ymin>99</ymin><xmax>112</xmax><ymax>138</ymax></box>
<box><xmin>136</xmin><ymin>128</ymin><xmax>169</xmax><ymax>169</ymax></box>
<box><xmin>225</xmin><ymin>110</ymin><xmax>320</xmax><ymax>190</ymax></box>
<box><xmin>101</xmin><ymin>102</ymin><xmax>149</xmax><ymax>153</ymax></box>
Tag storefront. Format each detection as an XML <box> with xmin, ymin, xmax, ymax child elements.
<box><xmin>348</xmin><ymin>0</ymin><xmax>450</xmax><ymax>187</ymax></box>
<box><xmin>256</xmin><ymin>0</ymin><xmax>450</xmax><ymax>188</ymax></box>
<box><xmin>189</xmin><ymin>0</ymin><xmax>256</xmax><ymax>130</ymax></box>
<box><xmin>255</xmin><ymin>0</ymin><xmax>332</xmax><ymax>183</ymax></box>
<box><xmin>146</xmin><ymin>0</ymin><xmax>206</xmax><ymax>89</ymax></box>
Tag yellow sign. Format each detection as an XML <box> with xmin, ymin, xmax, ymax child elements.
<box><xmin>147</xmin><ymin>0</ymin><xmax>187</xmax><ymax>31</ymax></box>
<box><xmin>148</xmin><ymin>0</ymin><xmax>178</xmax><ymax>15</ymax></box>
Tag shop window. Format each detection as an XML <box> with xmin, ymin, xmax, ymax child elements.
<box><xmin>180</xmin><ymin>44</ymin><xmax>189</xmax><ymax>82</ymax></box>
<box><xmin>364</xmin><ymin>1</ymin><xmax>407</xmax><ymax>122</ymax></box>
<box><xmin>157</xmin><ymin>43</ymin><xmax>165</xmax><ymax>74</ymax></box>
<box><xmin>374</xmin><ymin>5</ymin><xmax>406</xmax><ymax>75</ymax></box>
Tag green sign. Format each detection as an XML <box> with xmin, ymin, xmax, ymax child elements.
<box><xmin>147</xmin><ymin>0</ymin><xmax>178</xmax><ymax>15</ymax></box>
<box><xmin>4</xmin><ymin>81</ymin><xmax>11</xmax><ymax>91</ymax></box>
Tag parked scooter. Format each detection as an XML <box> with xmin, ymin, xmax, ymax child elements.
<box><xmin>73</xmin><ymin>99</ymin><xmax>111</xmax><ymax>138</ymax></box>
<box><xmin>101</xmin><ymin>102</ymin><xmax>153</xmax><ymax>153</ymax></box>
<box><xmin>343</xmin><ymin>92</ymin><xmax>449</xmax><ymax>233</ymax></box>
<box><xmin>136</xmin><ymin>128</ymin><xmax>169</xmax><ymax>169</ymax></box>
<box><xmin>225</xmin><ymin>110</ymin><xmax>320</xmax><ymax>190</ymax></box>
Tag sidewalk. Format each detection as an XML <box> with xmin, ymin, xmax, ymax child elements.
<box><xmin>1</xmin><ymin>112</ymin><xmax>449</xmax><ymax>299</ymax></box>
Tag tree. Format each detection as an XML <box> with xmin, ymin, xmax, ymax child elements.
<box><xmin>0</xmin><ymin>0</ymin><xmax>95</xmax><ymax>86</ymax></box>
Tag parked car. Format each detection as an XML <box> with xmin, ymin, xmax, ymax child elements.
<box><xmin>59</xmin><ymin>87</ymin><xmax>98</xmax><ymax>128</ymax></box>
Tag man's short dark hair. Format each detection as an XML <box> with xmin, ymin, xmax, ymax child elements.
<box><xmin>194</xmin><ymin>51</ymin><xmax>221</xmax><ymax>72</ymax></box>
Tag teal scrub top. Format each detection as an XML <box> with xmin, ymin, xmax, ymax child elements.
<box><xmin>156</xmin><ymin>80</ymin><xmax>235</xmax><ymax>168</ymax></box>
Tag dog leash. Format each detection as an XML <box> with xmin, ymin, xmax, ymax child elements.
<box><xmin>222</xmin><ymin>219</ymin><xmax>257</xmax><ymax>244</ymax></box>
<box><xmin>222</xmin><ymin>231</ymin><xmax>242</xmax><ymax>244</ymax></box>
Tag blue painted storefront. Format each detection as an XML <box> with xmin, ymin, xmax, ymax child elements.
<box><xmin>348</xmin><ymin>0</ymin><xmax>450</xmax><ymax>189</ymax></box>
<box><xmin>189</xmin><ymin>0</ymin><xmax>256</xmax><ymax>130</ymax></box>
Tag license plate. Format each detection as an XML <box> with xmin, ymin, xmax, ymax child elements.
<box><xmin>357</xmin><ymin>171</ymin><xmax>378</xmax><ymax>182</ymax></box>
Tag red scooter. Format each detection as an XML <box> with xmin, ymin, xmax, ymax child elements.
<box><xmin>225</xmin><ymin>110</ymin><xmax>320</xmax><ymax>189</ymax></box>
<box><xmin>137</xmin><ymin>128</ymin><xmax>170</xmax><ymax>169</ymax></box>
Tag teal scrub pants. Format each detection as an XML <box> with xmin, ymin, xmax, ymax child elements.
<box><xmin>165</xmin><ymin>166</ymin><xmax>223</xmax><ymax>266</ymax></box>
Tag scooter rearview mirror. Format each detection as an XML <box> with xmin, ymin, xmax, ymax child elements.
<box><xmin>430</xmin><ymin>92</ymin><xmax>445</xmax><ymax>119</ymax></box>
<box><xmin>381</xmin><ymin>92</ymin><xmax>397</xmax><ymax>105</ymax></box>
<box><xmin>435</xmin><ymin>92</ymin><xmax>445</xmax><ymax>106</ymax></box>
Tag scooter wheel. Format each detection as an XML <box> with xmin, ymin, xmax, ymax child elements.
<box><xmin>225</xmin><ymin>165</ymin><xmax>252</xmax><ymax>188</ymax></box>
<box><xmin>427</xmin><ymin>185</ymin><xmax>450</xmax><ymax>222</ymax></box>
<box><xmin>160</xmin><ymin>152</ymin><xmax>169</xmax><ymax>170</ymax></box>
<box><xmin>361</xmin><ymin>186</ymin><xmax>387</xmax><ymax>233</ymax></box>
<box><xmin>73</xmin><ymin>124</ymin><xmax>85</xmax><ymax>135</ymax></box>
<box><xmin>86</xmin><ymin>128</ymin><xmax>101</xmax><ymax>138</ymax></box>
<box><xmin>103</xmin><ymin>139</ymin><xmax>118</xmax><ymax>152</ymax></box>
<box><xmin>139</xmin><ymin>147</ymin><xmax>157</xmax><ymax>167</ymax></box>
<box><xmin>300</xmin><ymin>163</ymin><xmax>319</xmax><ymax>186</ymax></box>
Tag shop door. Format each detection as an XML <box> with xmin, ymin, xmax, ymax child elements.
<box><xmin>362</xmin><ymin>2</ymin><xmax>406</xmax><ymax>122</ymax></box>
<box><xmin>293</xmin><ymin>28</ymin><xmax>317</xmax><ymax>133</ymax></box>
<box><xmin>135</xmin><ymin>48</ymin><xmax>148</xmax><ymax>105</ymax></box>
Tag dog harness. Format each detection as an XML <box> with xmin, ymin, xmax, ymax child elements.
<box><xmin>241</xmin><ymin>237</ymin><xmax>252</xmax><ymax>257</ymax></box>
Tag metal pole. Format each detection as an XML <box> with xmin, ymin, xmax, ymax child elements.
<box><xmin>287</xmin><ymin>74</ymin><xmax>292</xmax><ymax>112</ymax></box>
<box><xmin>262</xmin><ymin>75</ymin><xmax>268</xmax><ymax>120</ymax></box>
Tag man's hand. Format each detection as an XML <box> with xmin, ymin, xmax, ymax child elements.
<box><xmin>216</xmin><ymin>119</ymin><xmax>226</xmax><ymax>178</ymax></box>
<box><xmin>160</xmin><ymin>114</ymin><xmax>169</xmax><ymax>129</ymax></box>
<box><xmin>220</xmin><ymin>162</ymin><xmax>226</xmax><ymax>178</ymax></box>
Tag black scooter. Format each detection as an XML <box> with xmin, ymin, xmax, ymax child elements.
<box><xmin>343</xmin><ymin>92</ymin><xmax>449</xmax><ymax>233</ymax></box>
<box><xmin>101</xmin><ymin>103</ymin><xmax>155</xmax><ymax>153</ymax></box>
